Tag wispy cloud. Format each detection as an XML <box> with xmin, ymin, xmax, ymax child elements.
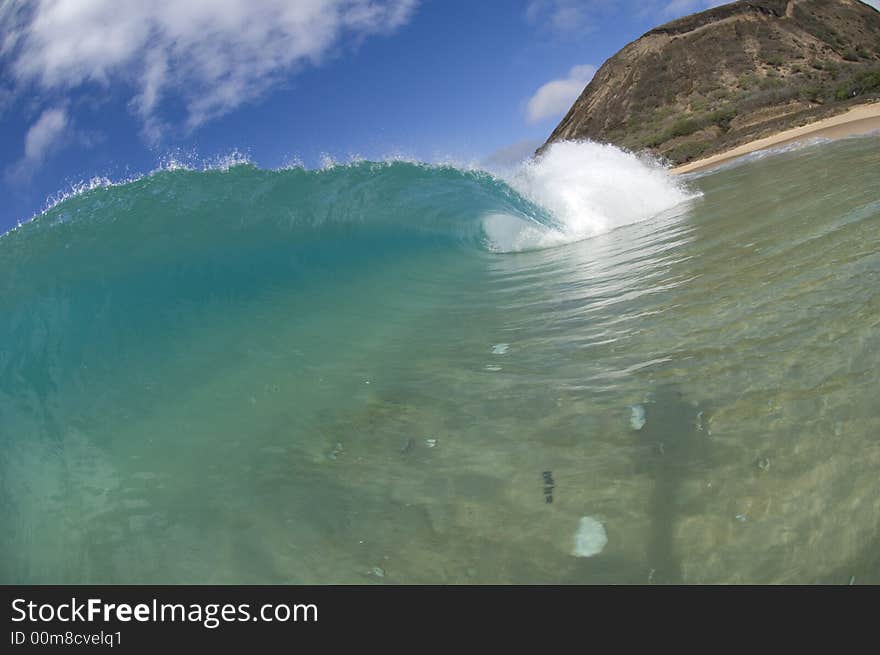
<box><xmin>7</xmin><ymin>105</ymin><xmax>68</xmax><ymax>181</ymax></box>
<box><xmin>526</xmin><ymin>64</ymin><xmax>596</xmax><ymax>123</ymax></box>
<box><xmin>525</xmin><ymin>1</ymin><xmax>599</xmax><ymax>37</ymax></box>
<box><xmin>1</xmin><ymin>0</ymin><xmax>417</xmax><ymax>141</ymax></box>
<box><xmin>483</xmin><ymin>138</ymin><xmax>544</xmax><ymax>169</ymax></box>
<box><xmin>0</xmin><ymin>84</ymin><xmax>12</xmax><ymax>116</ymax></box>
<box><xmin>525</xmin><ymin>0</ymin><xmax>733</xmax><ymax>35</ymax></box>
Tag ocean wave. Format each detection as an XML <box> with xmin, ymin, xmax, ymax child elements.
<box><xmin>2</xmin><ymin>141</ymin><xmax>695</xmax><ymax>255</ymax></box>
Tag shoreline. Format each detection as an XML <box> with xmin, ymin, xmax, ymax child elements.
<box><xmin>671</xmin><ymin>102</ymin><xmax>880</xmax><ymax>175</ymax></box>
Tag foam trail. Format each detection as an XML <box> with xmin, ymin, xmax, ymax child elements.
<box><xmin>482</xmin><ymin>141</ymin><xmax>696</xmax><ymax>252</ymax></box>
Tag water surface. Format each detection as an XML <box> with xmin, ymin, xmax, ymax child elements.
<box><xmin>1</xmin><ymin>137</ymin><xmax>878</xmax><ymax>583</ymax></box>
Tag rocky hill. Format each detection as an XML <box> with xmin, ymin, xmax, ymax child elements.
<box><xmin>540</xmin><ymin>0</ymin><xmax>880</xmax><ymax>164</ymax></box>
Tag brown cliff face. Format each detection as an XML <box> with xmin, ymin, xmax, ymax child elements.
<box><xmin>539</xmin><ymin>0</ymin><xmax>880</xmax><ymax>164</ymax></box>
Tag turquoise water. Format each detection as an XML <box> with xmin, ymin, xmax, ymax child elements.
<box><xmin>1</xmin><ymin>136</ymin><xmax>878</xmax><ymax>583</ymax></box>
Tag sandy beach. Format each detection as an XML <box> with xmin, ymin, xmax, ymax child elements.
<box><xmin>672</xmin><ymin>102</ymin><xmax>880</xmax><ymax>175</ymax></box>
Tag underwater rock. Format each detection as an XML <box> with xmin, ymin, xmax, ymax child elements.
<box><xmin>572</xmin><ymin>516</ymin><xmax>608</xmax><ymax>557</ymax></box>
<box><xmin>328</xmin><ymin>442</ymin><xmax>344</xmax><ymax>460</ymax></box>
<box><xmin>542</xmin><ymin>471</ymin><xmax>555</xmax><ymax>504</ymax></box>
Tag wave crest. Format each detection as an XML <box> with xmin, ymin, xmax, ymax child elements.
<box><xmin>4</xmin><ymin>142</ymin><xmax>695</xmax><ymax>256</ymax></box>
<box><xmin>484</xmin><ymin>141</ymin><xmax>697</xmax><ymax>252</ymax></box>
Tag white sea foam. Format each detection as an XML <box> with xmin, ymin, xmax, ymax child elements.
<box><xmin>630</xmin><ymin>404</ymin><xmax>647</xmax><ymax>431</ymax></box>
<box><xmin>572</xmin><ymin>516</ymin><xmax>608</xmax><ymax>558</ymax></box>
<box><xmin>483</xmin><ymin>140</ymin><xmax>697</xmax><ymax>252</ymax></box>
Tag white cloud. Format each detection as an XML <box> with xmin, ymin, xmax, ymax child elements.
<box><xmin>7</xmin><ymin>105</ymin><xmax>68</xmax><ymax>180</ymax></box>
<box><xmin>525</xmin><ymin>1</ymin><xmax>597</xmax><ymax>36</ymax></box>
<box><xmin>526</xmin><ymin>64</ymin><xmax>596</xmax><ymax>123</ymax></box>
<box><xmin>1</xmin><ymin>0</ymin><xmax>417</xmax><ymax>139</ymax></box>
<box><xmin>24</xmin><ymin>106</ymin><xmax>67</xmax><ymax>162</ymax></box>
<box><xmin>862</xmin><ymin>0</ymin><xmax>880</xmax><ymax>10</ymax></box>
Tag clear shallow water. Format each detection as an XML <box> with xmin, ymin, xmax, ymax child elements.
<box><xmin>1</xmin><ymin>137</ymin><xmax>878</xmax><ymax>584</ymax></box>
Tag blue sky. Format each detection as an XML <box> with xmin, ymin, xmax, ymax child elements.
<box><xmin>1</xmin><ymin>0</ymin><xmax>877</xmax><ymax>232</ymax></box>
